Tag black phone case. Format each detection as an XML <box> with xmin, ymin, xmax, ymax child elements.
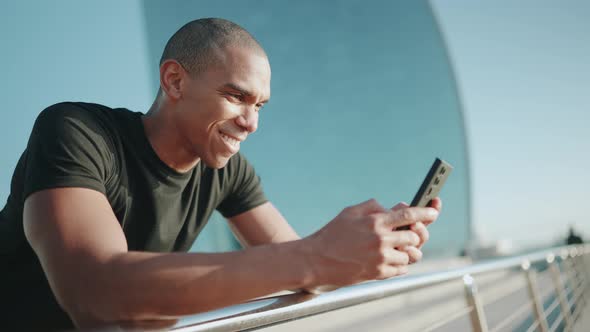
<box><xmin>410</xmin><ymin>158</ymin><xmax>452</xmax><ymax>207</ymax></box>
<box><xmin>398</xmin><ymin>158</ymin><xmax>453</xmax><ymax>230</ymax></box>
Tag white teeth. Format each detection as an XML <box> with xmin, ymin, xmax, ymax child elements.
<box><xmin>220</xmin><ymin>132</ymin><xmax>238</xmax><ymax>146</ymax></box>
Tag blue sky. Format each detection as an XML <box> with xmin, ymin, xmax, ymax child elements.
<box><xmin>431</xmin><ymin>0</ymin><xmax>590</xmax><ymax>248</ymax></box>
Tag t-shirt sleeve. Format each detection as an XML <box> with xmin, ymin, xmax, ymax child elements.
<box><xmin>22</xmin><ymin>103</ymin><xmax>113</xmax><ymax>200</ymax></box>
<box><xmin>216</xmin><ymin>152</ymin><xmax>268</xmax><ymax>218</ymax></box>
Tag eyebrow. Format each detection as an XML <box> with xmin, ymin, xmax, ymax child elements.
<box><xmin>222</xmin><ymin>83</ymin><xmax>269</xmax><ymax>104</ymax></box>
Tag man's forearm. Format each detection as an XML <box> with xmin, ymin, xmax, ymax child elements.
<box><xmin>71</xmin><ymin>239</ymin><xmax>315</xmax><ymax>325</ymax></box>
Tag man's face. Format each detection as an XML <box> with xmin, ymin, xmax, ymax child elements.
<box><xmin>175</xmin><ymin>46</ymin><xmax>271</xmax><ymax>169</ymax></box>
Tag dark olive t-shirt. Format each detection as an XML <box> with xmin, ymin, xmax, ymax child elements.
<box><xmin>0</xmin><ymin>102</ymin><xmax>267</xmax><ymax>330</ymax></box>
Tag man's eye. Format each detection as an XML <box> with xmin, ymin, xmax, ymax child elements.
<box><xmin>227</xmin><ymin>93</ymin><xmax>244</xmax><ymax>102</ymax></box>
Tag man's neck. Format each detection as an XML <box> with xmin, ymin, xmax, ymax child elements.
<box><xmin>141</xmin><ymin>101</ymin><xmax>201</xmax><ymax>173</ymax></box>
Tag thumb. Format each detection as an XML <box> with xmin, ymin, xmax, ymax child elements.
<box><xmin>391</xmin><ymin>201</ymin><xmax>409</xmax><ymax>211</ymax></box>
<box><xmin>349</xmin><ymin>198</ymin><xmax>386</xmax><ymax>216</ymax></box>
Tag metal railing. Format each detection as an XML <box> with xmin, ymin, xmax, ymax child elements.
<box><xmin>172</xmin><ymin>244</ymin><xmax>590</xmax><ymax>331</ymax></box>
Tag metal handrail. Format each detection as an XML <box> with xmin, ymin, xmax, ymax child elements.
<box><xmin>172</xmin><ymin>244</ymin><xmax>590</xmax><ymax>331</ymax></box>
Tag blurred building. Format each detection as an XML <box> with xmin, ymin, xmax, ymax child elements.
<box><xmin>1</xmin><ymin>1</ymin><xmax>472</xmax><ymax>258</ymax></box>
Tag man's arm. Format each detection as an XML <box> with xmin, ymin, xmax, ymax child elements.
<box><xmin>227</xmin><ymin>202</ymin><xmax>300</xmax><ymax>247</ymax></box>
<box><xmin>25</xmin><ymin>187</ymin><xmax>437</xmax><ymax>329</ymax></box>
<box><xmin>24</xmin><ymin>188</ymin><xmax>314</xmax><ymax>328</ymax></box>
<box><xmin>229</xmin><ymin>200</ymin><xmax>440</xmax><ymax>262</ymax></box>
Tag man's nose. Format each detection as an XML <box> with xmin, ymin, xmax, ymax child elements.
<box><xmin>236</xmin><ymin>106</ymin><xmax>258</xmax><ymax>134</ymax></box>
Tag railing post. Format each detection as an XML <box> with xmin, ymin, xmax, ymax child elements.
<box><xmin>581</xmin><ymin>246</ymin><xmax>590</xmax><ymax>301</ymax></box>
<box><xmin>571</xmin><ymin>248</ymin><xmax>588</xmax><ymax>307</ymax></box>
<box><xmin>463</xmin><ymin>274</ymin><xmax>488</xmax><ymax>332</ymax></box>
<box><xmin>547</xmin><ymin>254</ymin><xmax>574</xmax><ymax>330</ymax></box>
<box><xmin>563</xmin><ymin>252</ymin><xmax>577</xmax><ymax>299</ymax></box>
<box><xmin>584</xmin><ymin>246</ymin><xmax>590</xmax><ymax>303</ymax></box>
<box><xmin>571</xmin><ymin>247</ymin><xmax>589</xmax><ymax>323</ymax></box>
<box><xmin>584</xmin><ymin>246</ymin><xmax>590</xmax><ymax>281</ymax></box>
<box><xmin>569</xmin><ymin>248</ymin><xmax>582</xmax><ymax>286</ymax></box>
<box><xmin>521</xmin><ymin>260</ymin><xmax>549</xmax><ymax>332</ymax></box>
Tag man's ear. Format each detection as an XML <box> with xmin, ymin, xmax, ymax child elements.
<box><xmin>159</xmin><ymin>60</ymin><xmax>185</xmax><ymax>100</ymax></box>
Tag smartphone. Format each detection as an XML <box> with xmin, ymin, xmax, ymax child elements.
<box><xmin>410</xmin><ymin>158</ymin><xmax>453</xmax><ymax>207</ymax></box>
<box><xmin>398</xmin><ymin>158</ymin><xmax>453</xmax><ymax>229</ymax></box>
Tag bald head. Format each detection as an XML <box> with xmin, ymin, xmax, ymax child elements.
<box><xmin>160</xmin><ymin>18</ymin><xmax>267</xmax><ymax>77</ymax></box>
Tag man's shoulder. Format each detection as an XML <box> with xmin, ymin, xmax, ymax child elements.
<box><xmin>35</xmin><ymin>102</ymin><xmax>137</xmax><ymax>136</ymax></box>
<box><xmin>38</xmin><ymin>101</ymin><xmax>132</xmax><ymax>122</ymax></box>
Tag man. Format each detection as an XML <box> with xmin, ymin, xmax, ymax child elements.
<box><xmin>0</xmin><ymin>18</ymin><xmax>441</xmax><ymax>331</ymax></box>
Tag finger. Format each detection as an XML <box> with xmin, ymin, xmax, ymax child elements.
<box><xmin>400</xmin><ymin>245</ymin><xmax>423</xmax><ymax>264</ymax></box>
<box><xmin>382</xmin><ymin>247</ymin><xmax>410</xmax><ymax>265</ymax></box>
<box><xmin>424</xmin><ymin>198</ymin><xmax>442</xmax><ymax>226</ymax></box>
<box><xmin>348</xmin><ymin>198</ymin><xmax>386</xmax><ymax>216</ymax></box>
<box><xmin>376</xmin><ymin>264</ymin><xmax>409</xmax><ymax>280</ymax></box>
<box><xmin>384</xmin><ymin>207</ymin><xmax>439</xmax><ymax>229</ymax></box>
<box><xmin>390</xmin><ymin>202</ymin><xmax>409</xmax><ymax>211</ymax></box>
<box><xmin>383</xmin><ymin>231</ymin><xmax>420</xmax><ymax>247</ymax></box>
<box><xmin>397</xmin><ymin>265</ymin><xmax>409</xmax><ymax>275</ymax></box>
<box><xmin>430</xmin><ymin>197</ymin><xmax>442</xmax><ymax>212</ymax></box>
<box><xmin>118</xmin><ymin>319</ymin><xmax>179</xmax><ymax>330</ymax></box>
<box><xmin>410</xmin><ymin>222</ymin><xmax>429</xmax><ymax>248</ymax></box>
<box><xmin>390</xmin><ymin>202</ymin><xmax>409</xmax><ymax>231</ymax></box>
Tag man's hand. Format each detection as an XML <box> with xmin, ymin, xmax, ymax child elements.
<box><xmin>391</xmin><ymin>197</ymin><xmax>442</xmax><ymax>263</ymax></box>
<box><xmin>303</xmin><ymin>198</ymin><xmax>439</xmax><ymax>289</ymax></box>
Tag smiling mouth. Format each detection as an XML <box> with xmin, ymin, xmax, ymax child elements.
<box><xmin>219</xmin><ymin>131</ymin><xmax>240</xmax><ymax>147</ymax></box>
